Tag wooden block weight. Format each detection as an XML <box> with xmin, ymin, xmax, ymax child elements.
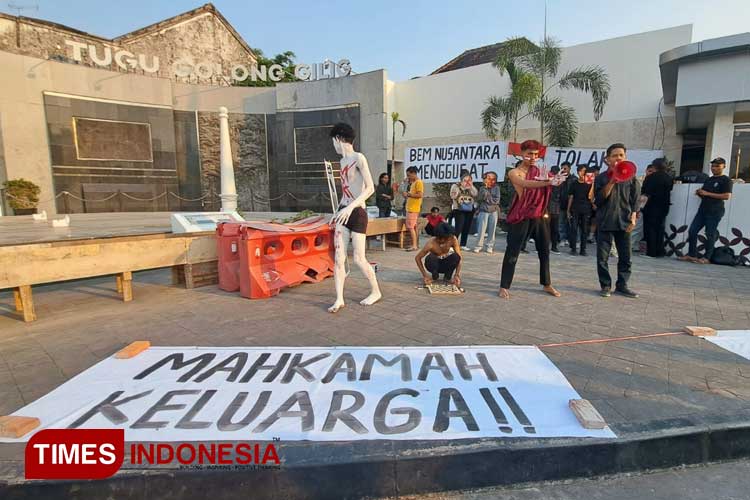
<box><xmin>0</xmin><ymin>415</ymin><xmax>40</xmax><ymax>438</ymax></box>
<box><xmin>569</xmin><ymin>399</ymin><xmax>607</xmax><ymax>429</ymax></box>
<box><xmin>683</xmin><ymin>326</ymin><xmax>717</xmax><ymax>337</ymax></box>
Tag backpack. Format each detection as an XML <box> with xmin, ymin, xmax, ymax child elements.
<box><xmin>710</xmin><ymin>246</ymin><xmax>739</xmax><ymax>266</ymax></box>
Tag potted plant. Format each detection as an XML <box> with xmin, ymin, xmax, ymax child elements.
<box><xmin>4</xmin><ymin>178</ymin><xmax>41</xmax><ymax>215</ymax></box>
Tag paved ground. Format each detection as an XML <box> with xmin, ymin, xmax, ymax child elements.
<box><xmin>1</xmin><ymin>232</ymin><xmax>750</xmax><ymax>433</ymax></box>
<box><xmin>387</xmin><ymin>459</ymin><xmax>750</xmax><ymax>500</ymax></box>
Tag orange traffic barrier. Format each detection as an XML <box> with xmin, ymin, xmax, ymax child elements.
<box><xmin>238</xmin><ymin>222</ymin><xmax>335</xmax><ymax>299</ymax></box>
<box><xmin>217</xmin><ymin>216</ymin><xmax>329</xmax><ymax>293</ymax></box>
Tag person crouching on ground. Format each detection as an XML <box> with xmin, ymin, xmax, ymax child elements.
<box><xmin>415</xmin><ymin>222</ymin><xmax>462</xmax><ymax>286</ymax></box>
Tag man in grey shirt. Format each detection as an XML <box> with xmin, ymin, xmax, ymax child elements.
<box><xmin>473</xmin><ymin>171</ymin><xmax>501</xmax><ymax>254</ymax></box>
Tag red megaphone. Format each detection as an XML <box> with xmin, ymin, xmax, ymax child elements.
<box><xmin>609</xmin><ymin>160</ymin><xmax>637</xmax><ymax>183</ymax></box>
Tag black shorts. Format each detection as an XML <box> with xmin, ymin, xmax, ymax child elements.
<box><xmin>340</xmin><ymin>205</ymin><xmax>368</xmax><ymax>234</ymax></box>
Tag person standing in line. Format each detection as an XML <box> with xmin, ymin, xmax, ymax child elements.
<box><xmin>594</xmin><ymin>143</ymin><xmax>640</xmax><ymax>298</ymax></box>
<box><xmin>403</xmin><ymin>166</ymin><xmax>424</xmax><ymax>251</ymax></box>
<box><xmin>450</xmin><ymin>173</ymin><xmax>478</xmax><ymax>250</ymax></box>
<box><xmin>640</xmin><ymin>158</ymin><xmax>673</xmax><ymax>257</ymax></box>
<box><xmin>547</xmin><ymin>166</ymin><xmax>562</xmax><ymax>254</ymax></box>
<box><xmin>473</xmin><ymin>171</ymin><xmax>501</xmax><ymax>254</ymax></box>
<box><xmin>498</xmin><ymin>140</ymin><xmax>567</xmax><ymax>299</ymax></box>
<box><xmin>375</xmin><ymin>173</ymin><xmax>394</xmax><ymax>218</ymax></box>
<box><xmin>567</xmin><ymin>164</ymin><xmax>595</xmax><ymax>256</ymax></box>
<box><xmin>558</xmin><ymin>162</ymin><xmax>575</xmax><ymax>246</ymax></box>
<box><xmin>680</xmin><ymin>158</ymin><xmax>733</xmax><ymax>264</ymax></box>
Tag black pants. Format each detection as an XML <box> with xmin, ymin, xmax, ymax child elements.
<box><xmin>569</xmin><ymin>212</ymin><xmax>592</xmax><ymax>252</ymax></box>
<box><xmin>453</xmin><ymin>210</ymin><xmax>475</xmax><ymax>247</ymax></box>
<box><xmin>425</xmin><ymin>253</ymin><xmax>461</xmax><ymax>281</ymax></box>
<box><xmin>687</xmin><ymin>209</ymin><xmax>723</xmax><ymax>260</ymax></box>
<box><xmin>596</xmin><ymin>230</ymin><xmax>632</xmax><ymax>290</ymax></box>
<box><xmin>643</xmin><ymin>211</ymin><xmax>667</xmax><ymax>257</ymax></box>
<box><xmin>549</xmin><ymin>213</ymin><xmax>560</xmax><ymax>249</ymax></box>
<box><xmin>425</xmin><ymin>223</ymin><xmax>435</xmax><ymax>236</ymax></box>
<box><xmin>500</xmin><ymin>217</ymin><xmax>551</xmax><ymax>289</ymax></box>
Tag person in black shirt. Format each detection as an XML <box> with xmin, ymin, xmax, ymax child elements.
<box><xmin>567</xmin><ymin>165</ymin><xmax>594</xmax><ymax>255</ymax></box>
<box><xmin>680</xmin><ymin>158</ymin><xmax>733</xmax><ymax>264</ymax></box>
<box><xmin>375</xmin><ymin>173</ymin><xmax>394</xmax><ymax>217</ymax></box>
<box><xmin>558</xmin><ymin>162</ymin><xmax>576</xmax><ymax>243</ymax></box>
<box><xmin>594</xmin><ymin>143</ymin><xmax>640</xmax><ymax>298</ymax></box>
<box><xmin>640</xmin><ymin>158</ymin><xmax>673</xmax><ymax>257</ymax></box>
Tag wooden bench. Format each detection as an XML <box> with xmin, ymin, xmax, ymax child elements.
<box><xmin>365</xmin><ymin>216</ymin><xmax>427</xmax><ymax>251</ymax></box>
<box><xmin>1</xmin><ymin>232</ymin><xmax>217</xmax><ymax>322</ymax></box>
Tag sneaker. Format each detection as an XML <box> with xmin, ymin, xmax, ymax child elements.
<box><xmin>600</xmin><ymin>288</ymin><xmax>611</xmax><ymax>297</ymax></box>
<box><xmin>615</xmin><ymin>287</ymin><xmax>639</xmax><ymax>298</ymax></box>
<box><xmin>551</xmin><ymin>247</ymin><xmax>560</xmax><ymax>254</ymax></box>
<box><xmin>461</xmin><ymin>246</ymin><xmax>471</xmax><ymax>251</ymax></box>
<box><xmin>529</xmin><ymin>238</ymin><xmax>535</xmax><ymax>244</ymax></box>
<box><xmin>486</xmin><ymin>248</ymin><xmax>494</xmax><ymax>255</ymax></box>
<box><xmin>570</xmin><ymin>249</ymin><xmax>578</xmax><ymax>255</ymax></box>
<box><xmin>472</xmin><ymin>247</ymin><xmax>481</xmax><ymax>253</ymax></box>
<box><xmin>579</xmin><ymin>250</ymin><xmax>587</xmax><ymax>256</ymax></box>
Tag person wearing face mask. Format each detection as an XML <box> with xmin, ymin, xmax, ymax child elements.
<box><xmin>473</xmin><ymin>171</ymin><xmax>501</xmax><ymax>254</ymax></box>
<box><xmin>450</xmin><ymin>172</ymin><xmax>479</xmax><ymax>250</ymax></box>
<box><xmin>498</xmin><ymin>140</ymin><xmax>567</xmax><ymax>300</ymax></box>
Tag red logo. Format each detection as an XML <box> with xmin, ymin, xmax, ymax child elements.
<box><xmin>25</xmin><ymin>429</ymin><xmax>125</xmax><ymax>479</ymax></box>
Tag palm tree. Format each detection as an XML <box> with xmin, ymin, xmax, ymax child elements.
<box><xmin>390</xmin><ymin>112</ymin><xmax>407</xmax><ymax>181</ymax></box>
<box><xmin>481</xmin><ymin>37</ymin><xmax>610</xmax><ymax>147</ymax></box>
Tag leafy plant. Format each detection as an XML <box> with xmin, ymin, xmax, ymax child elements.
<box><xmin>3</xmin><ymin>178</ymin><xmax>40</xmax><ymax>210</ymax></box>
<box><xmin>234</xmin><ymin>48</ymin><xmax>299</xmax><ymax>88</ymax></box>
<box><xmin>390</xmin><ymin>112</ymin><xmax>407</xmax><ymax>183</ymax></box>
<box><xmin>273</xmin><ymin>209</ymin><xmax>316</xmax><ymax>224</ymax></box>
<box><xmin>482</xmin><ymin>37</ymin><xmax>610</xmax><ymax>147</ymax></box>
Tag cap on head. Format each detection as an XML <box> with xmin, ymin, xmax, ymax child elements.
<box><xmin>710</xmin><ymin>157</ymin><xmax>726</xmax><ymax>166</ymax></box>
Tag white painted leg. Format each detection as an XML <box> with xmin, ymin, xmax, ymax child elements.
<box><xmin>328</xmin><ymin>224</ymin><xmax>349</xmax><ymax>313</ymax></box>
<box><xmin>352</xmin><ymin>232</ymin><xmax>382</xmax><ymax>306</ymax></box>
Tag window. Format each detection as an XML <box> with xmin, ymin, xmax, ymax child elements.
<box><xmin>730</xmin><ymin>124</ymin><xmax>750</xmax><ymax>181</ymax></box>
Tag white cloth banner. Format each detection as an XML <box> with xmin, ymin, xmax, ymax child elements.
<box><xmin>702</xmin><ymin>330</ymin><xmax>750</xmax><ymax>361</ymax></box>
<box><xmin>0</xmin><ymin>346</ymin><xmax>615</xmax><ymax>443</ymax></box>
<box><xmin>405</xmin><ymin>142</ymin><xmax>507</xmax><ymax>183</ymax></box>
<box><xmin>507</xmin><ymin>147</ymin><xmax>663</xmax><ymax>177</ymax></box>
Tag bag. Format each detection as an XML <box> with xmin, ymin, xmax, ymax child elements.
<box><xmin>710</xmin><ymin>246</ymin><xmax>739</xmax><ymax>266</ymax></box>
<box><xmin>459</xmin><ymin>201</ymin><xmax>474</xmax><ymax>212</ymax></box>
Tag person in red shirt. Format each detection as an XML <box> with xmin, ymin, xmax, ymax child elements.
<box><xmin>424</xmin><ymin>207</ymin><xmax>446</xmax><ymax>236</ymax></box>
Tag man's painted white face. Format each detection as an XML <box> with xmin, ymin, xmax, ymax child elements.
<box><xmin>332</xmin><ymin>137</ymin><xmax>343</xmax><ymax>155</ymax></box>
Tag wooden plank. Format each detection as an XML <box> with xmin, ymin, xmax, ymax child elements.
<box><xmin>171</xmin><ymin>265</ymin><xmax>183</xmax><ymax>285</ymax></box>
<box><xmin>13</xmin><ymin>289</ymin><xmax>22</xmax><ymax>312</ymax></box>
<box><xmin>0</xmin><ymin>415</ymin><xmax>40</xmax><ymax>438</ymax></box>
<box><xmin>115</xmin><ymin>274</ymin><xmax>123</xmax><ymax>294</ymax></box>
<box><xmin>115</xmin><ymin>341</ymin><xmax>150</xmax><ymax>359</ymax></box>
<box><xmin>121</xmin><ymin>271</ymin><xmax>133</xmax><ymax>302</ymax></box>
<box><xmin>0</xmin><ymin>233</ymin><xmax>217</xmax><ymax>289</ymax></box>
<box><xmin>684</xmin><ymin>326</ymin><xmax>717</xmax><ymax>337</ymax></box>
<box><xmin>183</xmin><ymin>264</ymin><xmax>195</xmax><ymax>289</ymax></box>
<box><xmin>568</xmin><ymin>399</ymin><xmax>607</xmax><ymax>429</ymax></box>
<box><xmin>18</xmin><ymin>285</ymin><xmax>35</xmax><ymax>322</ymax></box>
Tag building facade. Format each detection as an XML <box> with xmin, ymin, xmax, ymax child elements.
<box><xmin>0</xmin><ymin>4</ymin><xmax>745</xmax><ymax>217</ymax></box>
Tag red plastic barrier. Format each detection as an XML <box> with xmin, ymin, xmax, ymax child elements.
<box><xmin>216</xmin><ymin>222</ymin><xmax>244</xmax><ymax>292</ymax></box>
<box><xmin>237</xmin><ymin>223</ymin><xmax>335</xmax><ymax>299</ymax></box>
<box><xmin>216</xmin><ymin>216</ymin><xmax>330</xmax><ymax>292</ymax></box>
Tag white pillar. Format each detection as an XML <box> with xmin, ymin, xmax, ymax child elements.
<box><xmin>704</xmin><ymin>103</ymin><xmax>735</xmax><ymax>174</ymax></box>
<box><xmin>218</xmin><ymin>106</ymin><xmax>238</xmax><ymax>212</ymax></box>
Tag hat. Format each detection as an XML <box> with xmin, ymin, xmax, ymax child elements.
<box><xmin>710</xmin><ymin>157</ymin><xmax>726</xmax><ymax>165</ymax></box>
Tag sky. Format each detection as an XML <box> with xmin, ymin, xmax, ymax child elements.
<box><xmin>2</xmin><ymin>0</ymin><xmax>749</xmax><ymax>81</ymax></box>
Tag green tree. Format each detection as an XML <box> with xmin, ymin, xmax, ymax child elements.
<box><xmin>390</xmin><ymin>112</ymin><xmax>407</xmax><ymax>183</ymax></box>
<box><xmin>481</xmin><ymin>37</ymin><xmax>610</xmax><ymax>147</ymax></box>
<box><xmin>234</xmin><ymin>48</ymin><xmax>298</xmax><ymax>87</ymax></box>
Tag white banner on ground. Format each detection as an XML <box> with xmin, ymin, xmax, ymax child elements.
<box><xmin>1</xmin><ymin>346</ymin><xmax>614</xmax><ymax>442</ymax></box>
<box><xmin>507</xmin><ymin>147</ymin><xmax>663</xmax><ymax>176</ymax></box>
<box><xmin>702</xmin><ymin>331</ymin><xmax>750</xmax><ymax>361</ymax></box>
<box><xmin>405</xmin><ymin>142</ymin><xmax>507</xmax><ymax>183</ymax></box>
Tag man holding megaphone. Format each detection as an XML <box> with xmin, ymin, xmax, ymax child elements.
<box><xmin>593</xmin><ymin>143</ymin><xmax>640</xmax><ymax>298</ymax></box>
